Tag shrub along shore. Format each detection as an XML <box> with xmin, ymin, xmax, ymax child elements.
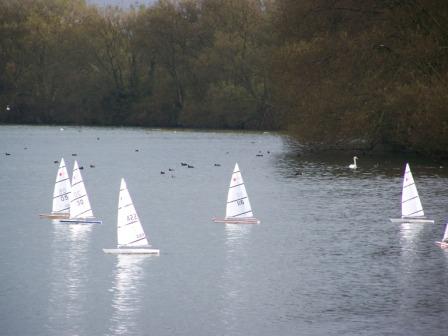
<box><xmin>1</xmin><ymin>0</ymin><xmax>447</xmax><ymax>158</ymax></box>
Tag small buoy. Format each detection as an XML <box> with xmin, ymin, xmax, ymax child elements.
<box><xmin>214</xmin><ymin>163</ymin><xmax>221</xmax><ymax>167</ymax></box>
<box><xmin>89</xmin><ymin>164</ymin><xmax>95</xmax><ymax>168</ymax></box>
<box><xmin>60</xmin><ymin>127</ymin><xmax>64</xmax><ymax>131</ymax></box>
<box><xmin>54</xmin><ymin>160</ymin><xmax>59</xmax><ymax>164</ymax></box>
<box><xmin>168</xmin><ymin>168</ymin><xmax>175</xmax><ymax>171</ymax></box>
<box><xmin>79</xmin><ymin>166</ymin><xmax>84</xmax><ymax>170</ymax></box>
<box><xmin>187</xmin><ymin>165</ymin><xmax>194</xmax><ymax>168</ymax></box>
<box><xmin>5</xmin><ymin>152</ymin><xmax>11</xmax><ymax>156</ymax></box>
<box><xmin>6</xmin><ymin>105</ymin><xmax>10</xmax><ymax>111</ymax></box>
<box><xmin>135</xmin><ymin>149</ymin><xmax>139</xmax><ymax>152</ymax></box>
<box><xmin>72</xmin><ymin>153</ymin><xmax>77</xmax><ymax>156</ymax></box>
<box><xmin>160</xmin><ymin>171</ymin><xmax>165</xmax><ymax>174</ymax></box>
<box><xmin>181</xmin><ymin>162</ymin><xmax>187</xmax><ymax>166</ymax></box>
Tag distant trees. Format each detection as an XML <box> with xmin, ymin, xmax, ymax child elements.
<box><xmin>0</xmin><ymin>0</ymin><xmax>277</xmax><ymax>129</ymax></box>
<box><xmin>271</xmin><ymin>0</ymin><xmax>448</xmax><ymax>156</ymax></box>
<box><xmin>0</xmin><ymin>0</ymin><xmax>447</xmax><ymax>156</ymax></box>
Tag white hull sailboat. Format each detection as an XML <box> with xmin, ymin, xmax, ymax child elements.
<box><xmin>390</xmin><ymin>163</ymin><xmax>433</xmax><ymax>224</ymax></box>
<box><xmin>39</xmin><ymin>158</ymin><xmax>71</xmax><ymax>219</ymax></box>
<box><xmin>213</xmin><ymin>163</ymin><xmax>260</xmax><ymax>224</ymax></box>
<box><xmin>59</xmin><ymin>160</ymin><xmax>101</xmax><ymax>224</ymax></box>
<box><xmin>436</xmin><ymin>221</ymin><xmax>448</xmax><ymax>248</ymax></box>
<box><xmin>103</xmin><ymin>178</ymin><xmax>159</xmax><ymax>254</ymax></box>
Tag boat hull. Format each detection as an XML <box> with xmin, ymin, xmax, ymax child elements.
<box><xmin>436</xmin><ymin>241</ymin><xmax>448</xmax><ymax>249</ymax></box>
<box><xmin>103</xmin><ymin>248</ymin><xmax>160</xmax><ymax>255</ymax></box>
<box><xmin>39</xmin><ymin>213</ymin><xmax>70</xmax><ymax>220</ymax></box>
<box><xmin>213</xmin><ymin>217</ymin><xmax>260</xmax><ymax>224</ymax></box>
<box><xmin>59</xmin><ymin>218</ymin><xmax>102</xmax><ymax>224</ymax></box>
<box><xmin>390</xmin><ymin>217</ymin><xmax>434</xmax><ymax>224</ymax></box>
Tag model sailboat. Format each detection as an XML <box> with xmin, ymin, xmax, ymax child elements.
<box><xmin>60</xmin><ymin>160</ymin><xmax>101</xmax><ymax>224</ymax></box>
<box><xmin>103</xmin><ymin>178</ymin><xmax>159</xmax><ymax>254</ymax></box>
<box><xmin>436</xmin><ymin>222</ymin><xmax>448</xmax><ymax>248</ymax></box>
<box><xmin>39</xmin><ymin>158</ymin><xmax>71</xmax><ymax>219</ymax></box>
<box><xmin>390</xmin><ymin>163</ymin><xmax>433</xmax><ymax>224</ymax></box>
<box><xmin>213</xmin><ymin>163</ymin><xmax>260</xmax><ymax>224</ymax></box>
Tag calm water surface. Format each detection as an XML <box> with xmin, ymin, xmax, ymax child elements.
<box><xmin>1</xmin><ymin>125</ymin><xmax>448</xmax><ymax>336</ymax></box>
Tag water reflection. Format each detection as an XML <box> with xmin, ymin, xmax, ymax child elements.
<box><xmin>397</xmin><ymin>222</ymin><xmax>428</xmax><ymax>327</ymax></box>
<box><xmin>220</xmin><ymin>224</ymin><xmax>252</xmax><ymax>331</ymax></box>
<box><xmin>47</xmin><ymin>224</ymin><xmax>92</xmax><ymax>335</ymax></box>
<box><xmin>276</xmin><ymin>148</ymin><xmax>448</xmax><ymax>180</ymax></box>
<box><xmin>224</xmin><ymin>224</ymin><xmax>252</xmax><ymax>252</ymax></box>
<box><xmin>398</xmin><ymin>221</ymin><xmax>425</xmax><ymax>286</ymax></box>
<box><xmin>108</xmin><ymin>255</ymin><xmax>147</xmax><ymax>336</ymax></box>
<box><xmin>399</xmin><ymin>222</ymin><xmax>424</xmax><ymax>251</ymax></box>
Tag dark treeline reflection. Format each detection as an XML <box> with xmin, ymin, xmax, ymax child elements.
<box><xmin>1</xmin><ymin>0</ymin><xmax>447</xmax><ymax>156</ymax></box>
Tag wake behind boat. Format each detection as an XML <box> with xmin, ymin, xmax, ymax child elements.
<box><xmin>213</xmin><ymin>162</ymin><xmax>260</xmax><ymax>224</ymax></box>
<box><xmin>103</xmin><ymin>178</ymin><xmax>159</xmax><ymax>254</ymax></box>
<box><xmin>59</xmin><ymin>160</ymin><xmax>101</xmax><ymax>224</ymax></box>
<box><xmin>39</xmin><ymin>157</ymin><xmax>71</xmax><ymax>220</ymax></box>
<box><xmin>390</xmin><ymin>163</ymin><xmax>434</xmax><ymax>224</ymax></box>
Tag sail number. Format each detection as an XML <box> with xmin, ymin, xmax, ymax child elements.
<box><xmin>59</xmin><ymin>188</ymin><xmax>69</xmax><ymax>201</ymax></box>
<box><xmin>237</xmin><ymin>199</ymin><xmax>245</xmax><ymax>206</ymax></box>
<box><xmin>127</xmin><ymin>213</ymin><xmax>138</xmax><ymax>222</ymax></box>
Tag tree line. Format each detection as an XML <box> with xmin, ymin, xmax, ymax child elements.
<box><xmin>1</xmin><ymin>0</ymin><xmax>447</xmax><ymax>157</ymax></box>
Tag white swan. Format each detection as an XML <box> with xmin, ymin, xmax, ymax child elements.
<box><xmin>349</xmin><ymin>156</ymin><xmax>358</xmax><ymax>169</ymax></box>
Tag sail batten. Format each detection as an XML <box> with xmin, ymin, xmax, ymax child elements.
<box><xmin>212</xmin><ymin>163</ymin><xmax>260</xmax><ymax>224</ymax></box>
<box><xmin>69</xmin><ymin>160</ymin><xmax>94</xmax><ymax>219</ymax></box>
<box><xmin>231</xmin><ymin>210</ymin><xmax>253</xmax><ymax>217</ymax></box>
<box><xmin>225</xmin><ymin>163</ymin><xmax>254</xmax><ymax>218</ymax></box>
<box><xmin>117</xmin><ymin>178</ymin><xmax>150</xmax><ymax>247</ymax></box>
<box><xmin>401</xmin><ymin>163</ymin><xmax>424</xmax><ymax>218</ymax></box>
<box><xmin>52</xmin><ymin>158</ymin><xmax>71</xmax><ymax>214</ymax></box>
<box><xmin>227</xmin><ymin>196</ymin><xmax>248</xmax><ymax>204</ymax></box>
<box><xmin>52</xmin><ymin>191</ymin><xmax>71</xmax><ymax>199</ymax></box>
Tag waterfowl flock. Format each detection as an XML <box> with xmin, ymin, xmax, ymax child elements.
<box><xmin>3</xmin><ymin>134</ymin><xmax>447</xmax><ymax>250</ymax></box>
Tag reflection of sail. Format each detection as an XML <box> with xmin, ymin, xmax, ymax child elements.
<box><xmin>47</xmin><ymin>224</ymin><xmax>92</xmax><ymax>334</ymax></box>
<box><xmin>399</xmin><ymin>222</ymin><xmax>423</xmax><ymax>251</ymax></box>
<box><xmin>109</xmin><ymin>255</ymin><xmax>147</xmax><ymax>336</ymax></box>
<box><xmin>399</xmin><ymin>221</ymin><xmax>423</xmax><ymax>271</ymax></box>
<box><xmin>397</xmin><ymin>221</ymin><xmax>424</xmax><ymax>318</ymax></box>
<box><xmin>220</xmin><ymin>224</ymin><xmax>252</xmax><ymax>331</ymax></box>
<box><xmin>224</xmin><ymin>224</ymin><xmax>252</xmax><ymax>251</ymax></box>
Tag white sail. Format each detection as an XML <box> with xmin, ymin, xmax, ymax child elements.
<box><xmin>226</xmin><ymin>163</ymin><xmax>254</xmax><ymax>218</ymax></box>
<box><xmin>442</xmin><ymin>223</ymin><xmax>448</xmax><ymax>242</ymax></box>
<box><xmin>69</xmin><ymin>160</ymin><xmax>94</xmax><ymax>219</ymax></box>
<box><xmin>117</xmin><ymin>178</ymin><xmax>149</xmax><ymax>247</ymax></box>
<box><xmin>401</xmin><ymin>163</ymin><xmax>424</xmax><ymax>218</ymax></box>
<box><xmin>52</xmin><ymin>158</ymin><xmax>71</xmax><ymax>214</ymax></box>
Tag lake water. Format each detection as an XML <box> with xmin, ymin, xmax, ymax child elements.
<box><xmin>1</xmin><ymin>125</ymin><xmax>448</xmax><ymax>336</ymax></box>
